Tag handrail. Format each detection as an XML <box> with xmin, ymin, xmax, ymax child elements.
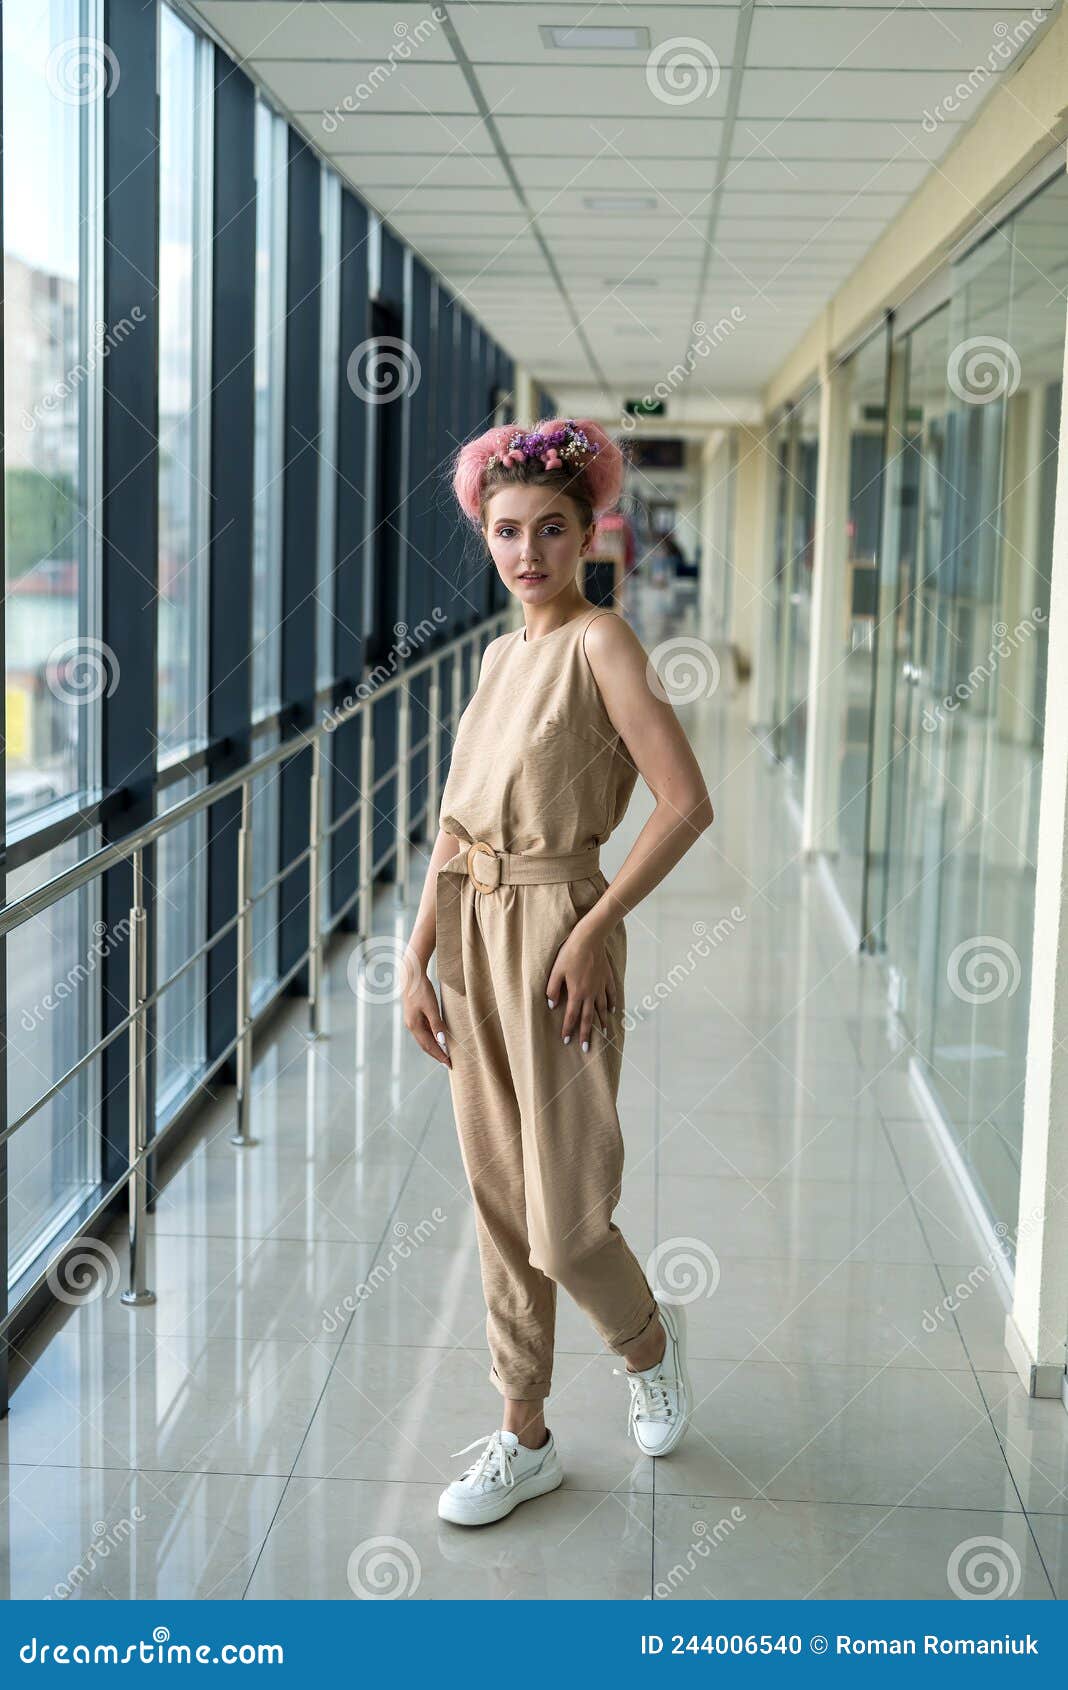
<box><xmin>0</xmin><ymin>609</ymin><xmax>511</xmax><ymax>1378</ymax></box>
<box><xmin>0</xmin><ymin>616</ymin><xmax>506</xmax><ymax>940</ymax></box>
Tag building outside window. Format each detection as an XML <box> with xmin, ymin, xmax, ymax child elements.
<box><xmin>4</xmin><ymin>0</ymin><xmax>103</xmax><ymax>828</ymax></box>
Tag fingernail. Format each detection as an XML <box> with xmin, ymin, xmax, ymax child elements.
<box><xmin>581</xmin><ymin>1040</ymin><xmax>589</xmax><ymax>1053</ymax></box>
<box><xmin>435</xmin><ymin>1031</ymin><xmax>448</xmax><ymax>1051</ymax></box>
<box><xmin>546</xmin><ymin>997</ymin><xmax>555</xmax><ymax>1009</ymax></box>
<box><xmin>563</xmin><ymin>1034</ymin><xmax>570</xmax><ymax>1045</ymax></box>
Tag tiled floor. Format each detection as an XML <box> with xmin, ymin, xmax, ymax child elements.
<box><xmin>3</xmin><ymin>597</ymin><xmax>1067</xmax><ymax>1600</ymax></box>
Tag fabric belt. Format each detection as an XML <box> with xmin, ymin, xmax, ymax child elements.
<box><xmin>434</xmin><ymin>838</ymin><xmax>602</xmax><ymax>996</ymax></box>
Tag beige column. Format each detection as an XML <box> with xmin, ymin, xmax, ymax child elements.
<box><xmin>731</xmin><ymin>422</ymin><xmax>777</xmax><ymax>720</ymax></box>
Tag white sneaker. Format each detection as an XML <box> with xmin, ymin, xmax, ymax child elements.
<box><xmin>437</xmin><ymin>1427</ymin><xmax>564</xmax><ymax>1525</ymax></box>
<box><xmin>613</xmin><ymin>1300</ymin><xmax>690</xmax><ymax>1456</ymax></box>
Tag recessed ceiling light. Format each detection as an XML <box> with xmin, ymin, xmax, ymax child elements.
<box><xmin>583</xmin><ymin>195</ymin><xmax>658</xmax><ymax>213</ymax></box>
<box><xmin>540</xmin><ymin>24</ymin><xmax>650</xmax><ymax>50</ymax></box>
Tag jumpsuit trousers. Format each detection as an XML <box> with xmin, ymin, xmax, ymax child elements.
<box><xmin>435</xmin><ymin>606</ymin><xmax>659</xmax><ymax>1401</ymax></box>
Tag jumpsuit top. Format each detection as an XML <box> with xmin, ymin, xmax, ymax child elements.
<box><xmin>435</xmin><ymin>605</ymin><xmax>639</xmax><ymax>996</ymax></box>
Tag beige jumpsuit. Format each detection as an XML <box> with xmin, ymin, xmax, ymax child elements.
<box><xmin>435</xmin><ymin>604</ymin><xmax>659</xmax><ymax>1401</ymax></box>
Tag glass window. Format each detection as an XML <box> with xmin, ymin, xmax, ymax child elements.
<box><xmin>251</xmin><ymin>99</ymin><xmax>287</xmax><ymax>722</ymax></box>
<box><xmin>6</xmin><ymin>837</ymin><xmax>102</xmax><ymax>1282</ymax></box>
<box><xmin>868</xmin><ymin>304</ymin><xmax>950</xmax><ymax>1016</ymax></box>
<box><xmin>832</xmin><ymin>326</ymin><xmax>890</xmax><ymax>928</ymax></box>
<box><xmin>3</xmin><ymin>0</ymin><xmax>103</xmax><ymax>827</ymax></box>
<box><xmin>924</xmin><ymin>176</ymin><xmax>1065</xmax><ymax>1237</ymax></box>
<box><xmin>781</xmin><ymin>388</ymin><xmax>820</xmax><ymax>777</ymax></box>
<box><xmin>155</xmin><ymin>773</ymin><xmax>208</xmax><ymax>1120</ymax></box>
<box><xmin>865</xmin><ymin>164</ymin><xmax>1067</xmax><ymax>1245</ymax></box>
<box><xmin>157</xmin><ymin>5</ymin><xmax>212</xmax><ymax>761</ymax></box>
<box><xmin>317</xmin><ymin>166</ymin><xmax>341</xmax><ymax>693</ymax></box>
<box><xmin>251</xmin><ymin>723</ymin><xmax>281</xmax><ymax>1007</ymax></box>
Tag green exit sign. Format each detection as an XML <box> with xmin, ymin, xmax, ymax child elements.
<box><xmin>624</xmin><ymin>398</ymin><xmax>666</xmax><ymax>417</ymax></box>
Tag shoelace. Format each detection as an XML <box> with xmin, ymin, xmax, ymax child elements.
<box><xmin>613</xmin><ymin>1365</ymin><xmax>676</xmax><ymax>1437</ymax></box>
<box><xmin>449</xmin><ymin>1429</ymin><xmax>518</xmax><ymax>1490</ymax></box>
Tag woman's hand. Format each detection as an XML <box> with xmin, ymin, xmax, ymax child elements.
<box><xmin>402</xmin><ymin>953</ymin><xmax>452</xmax><ymax>1068</ymax></box>
<box><xmin>545</xmin><ymin>922</ymin><xmax>615</xmax><ymax>1053</ymax></box>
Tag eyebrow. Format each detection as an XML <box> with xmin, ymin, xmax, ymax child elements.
<box><xmin>492</xmin><ymin>511</ymin><xmax>569</xmax><ymax>525</ymax></box>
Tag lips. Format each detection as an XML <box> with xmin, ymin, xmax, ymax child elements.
<box><xmin>518</xmin><ymin>572</ymin><xmax>546</xmax><ymax>581</ymax></box>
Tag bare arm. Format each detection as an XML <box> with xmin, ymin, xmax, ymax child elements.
<box><xmin>402</xmin><ymin>635</ymin><xmax>506</xmax><ymax>1064</ymax></box>
<box><xmin>578</xmin><ymin>612</ymin><xmax>714</xmax><ymax>945</ymax></box>
<box><xmin>405</xmin><ymin>824</ymin><xmax>462</xmax><ymax>976</ymax></box>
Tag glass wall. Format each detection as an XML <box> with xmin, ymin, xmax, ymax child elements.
<box><xmin>251</xmin><ymin>723</ymin><xmax>282</xmax><ymax>1008</ymax></box>
<box><xmin>831</xmin><ymin>325</ymin><xmax>890</xmax><ymax>929</ymax></box>
<box><xmin>155</xmin><ymin>774</ymin><xmax>207</xmax><ymax>1119</ymax></box>
<box><xmin>865</xmin><ymin>166</ymin><xmax>1067</xmax><ymax>1240</ymax></box>
<box><xmin>251</xmin><ymin>97</ymin><xmax>287</xmax><ymax>724</ymax></box>
<box><xmin>3</xmin><ymin>0</ymin><xmax>102</xmax><ymax>824</ymax></box>
<box><xmin>6</xmin><ymin>839</ymin><xmax>101</xmax><ymax>1281</ymax></box>
<box><xmin>769</xmin><ymin>387</ymin><xmax>820</xmax><ymax>777</ymax></box>
<box><xmin>317</xmin><ymin>166</ymin><xmax>341</xmax><ymax>694</ymax></box>
<box><xmin>157</xmin><ymin>4</ymin><xmax>212</xmax><ymax>760</ymax></box>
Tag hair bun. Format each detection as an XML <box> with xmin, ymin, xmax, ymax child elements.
<box><xmin>451</xmin><ymin>417</ymin><xmax>625</xmax><ymax>525</ymax></box>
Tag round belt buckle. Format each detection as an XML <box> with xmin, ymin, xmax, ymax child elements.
<box><xmin>466</xmin><ymin>841</ymin><xmax>500</xmax><ymax>892</ymax></box>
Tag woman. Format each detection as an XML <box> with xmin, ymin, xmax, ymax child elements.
<box><xmin>402</xmin><ymin>418</ymin><xmax>714</xmax><ymax>1526</ymax></box>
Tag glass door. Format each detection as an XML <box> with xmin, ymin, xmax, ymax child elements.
<box><xmin>865</xmin><ymin>302</ymin><xmax>951</xmax><ymax>1041</ymax></box>
<box><xmin>863</xmin><ymin>160</ymin><xmax>1067</xmax><ymax>1244</ymax></box>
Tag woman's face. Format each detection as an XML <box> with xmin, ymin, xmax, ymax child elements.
<box><xmin>482</xmin><ymin>485</ymin><xmax>595</xmax><ymax>606</ymax></box>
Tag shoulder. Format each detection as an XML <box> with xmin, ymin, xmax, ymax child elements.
<box><xmin>478</xmin><ymin>630</ymin><xmax>514</xmax><ymax>683</ymax></box>
<box><xmin>581</xmin><ymin>609</ymin><xmax>648</xmax><ymax>678</ymax></box>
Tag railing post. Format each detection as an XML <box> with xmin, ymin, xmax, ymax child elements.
<box><xmin>358</xmin><ymin>704</ymin><xmax>374</xmax><ymax>942</ymax></box>
<box><xmin>121</xmin><ymin>847</ymin><xmax>155</xmax><ymax>1306</ymax></box>
<box><xmin>230</xmin><ymin>780</ymin><xmax>258</xmax><ymax>1146</ymax></box>
<box><xmin>307</xmin><ymin>737</ymin><xmax>323</xmax><ymax>1038</ymax></box>
<box><xmin>395</xmin><ymin>680</ymin><xmax>411</xmax><ymax>893</ymax></box>
<box><xmin>426</xmin><ymin>658</ymin><xmax>442</xmax><ymax>839</ymax></box>
<box><xmin>450</xmin><ymin>641</ymin><xmax>464</xmax><ymax>741</ymax></box>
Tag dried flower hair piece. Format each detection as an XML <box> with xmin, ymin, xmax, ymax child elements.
<box><xmin>451</xmin><ymin>416</ymin><xmax>624</xmax><ymax>526</ymax></box>
<box><xmin>486</xmin><ymin>420</ymin><xmax>601</xmax><ymax>475</ymax></box>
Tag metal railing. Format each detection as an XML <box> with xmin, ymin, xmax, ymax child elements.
<box><xmin>0</xmin><ymin>610</ymin><xmax>510</xmax><ymax>1389</ymax></box>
